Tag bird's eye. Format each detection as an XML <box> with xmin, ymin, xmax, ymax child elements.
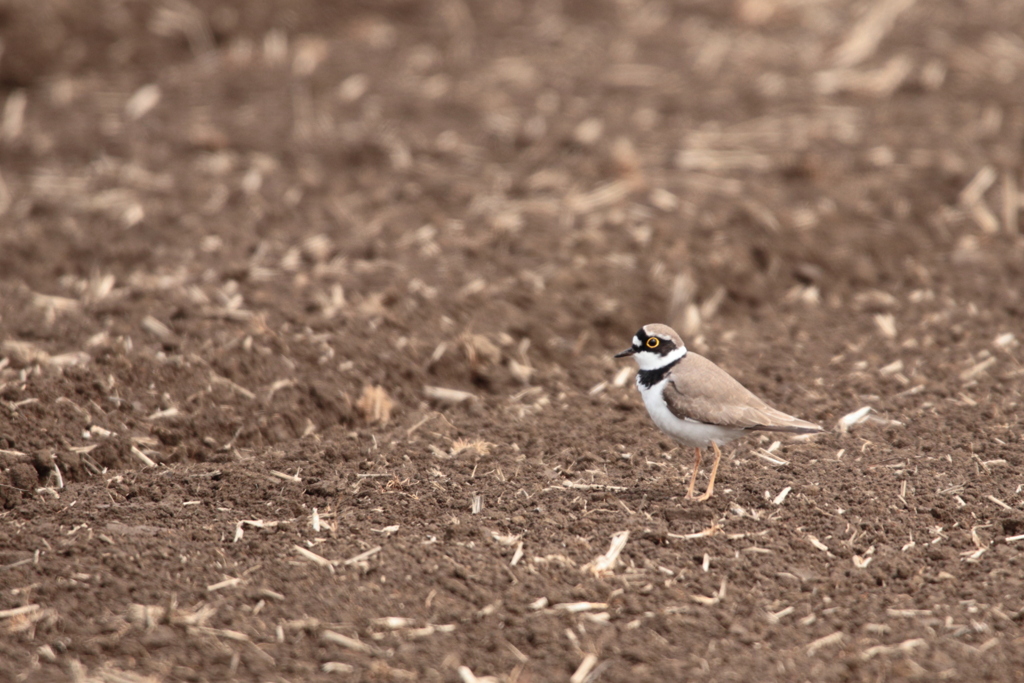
<box><xmin>646</xmin><ymin>338</ymin><xmax>660</xmax><ymax>349</ymax></box>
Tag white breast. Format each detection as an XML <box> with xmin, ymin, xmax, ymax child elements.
<box><xmin>637</xmin><ymin>376</ymin><xmax>745</xmax><ymax>448</ymax></box>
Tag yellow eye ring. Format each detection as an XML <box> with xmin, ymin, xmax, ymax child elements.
<box><xmin>646</xmin><ymin>338</ymin><xmax>660</xmax><ymax>349</ymax></box>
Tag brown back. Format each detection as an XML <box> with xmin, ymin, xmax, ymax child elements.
<box><xmin>663</xmin><ymin>353</ymin><xmax>821</xmax><ymax>433</ymax></box>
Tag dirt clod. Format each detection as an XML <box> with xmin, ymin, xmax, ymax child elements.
<box><xmin>2</xmin><ymin>1</ymin><xmax>1024</xmax><ymax>681</ymax></box>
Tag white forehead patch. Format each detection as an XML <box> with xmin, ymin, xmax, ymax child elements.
<box><xmin>632</xmin><ymin>335</ymin><xmax>641</xmax><ymax>347</ymax></box>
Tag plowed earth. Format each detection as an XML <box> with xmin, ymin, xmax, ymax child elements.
<box><xmin>2</xmin><ymin>1</ymin><xmax>1024</xmax><ymax>681</ymax></box>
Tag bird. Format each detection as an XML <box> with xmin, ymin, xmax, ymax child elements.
<box><xmin>615</xmin><ymin>323</ymin><xmax>822</xmax><ymax>501</ymax></box>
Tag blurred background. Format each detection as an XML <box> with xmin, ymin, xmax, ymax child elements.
<box><xmin>2</xmin><ymin>1</ymin><xmax>1024</xmax><ymax>681</ymax></box>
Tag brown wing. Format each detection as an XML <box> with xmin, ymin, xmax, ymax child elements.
<box><xmin>663</xmin><ymin>353</ymin><xmax>821</xmax><ymax>433</ymax></box>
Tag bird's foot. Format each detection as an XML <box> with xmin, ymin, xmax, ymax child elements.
<box><xmin>693</xmin><ymin>487</ymin><xmax>714</xmax><ymax>502</ymax></box>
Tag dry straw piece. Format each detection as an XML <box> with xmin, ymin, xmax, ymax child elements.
<box><xmin>321</xmin><ymin>629</ymin><xmax>375</xmax><ymax>655</ymax></box>
<box><xmin>582</xmin><ymin>530</ymin><xmax>629</xmax><ymax>576</ymax></box>
<box><xmin>837</xmin><ymin>406</ymin><xmax>872</xmax><ymax>433</ymax></box>
<box><xmin>832</xmin><ymin>0</ymin><xmax>918</xmax><ymax>68</ymax></box>
<box><xmin>806</xmin><ymin>630</ymin><xmax>845</xmax><ymax>656</ymax></box>
<box><xmin>570</xmin><ymin>654</ymin><xmax>599</xmax><ymax>683</ymax></box>
<box><xmin>356</xmin><ymin>385</ymin><xmax>394</xmax><ymax>424</ymax></box>
<box><xmin>424</xmin><ymin>385</ymin><xmax>476</xmax><ymax>404</ymax></box>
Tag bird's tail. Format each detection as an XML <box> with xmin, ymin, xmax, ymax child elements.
<box><xmin>752</xmin><ymin>406</ymin><xmax>823</xmax><ymax>434</ymax></box>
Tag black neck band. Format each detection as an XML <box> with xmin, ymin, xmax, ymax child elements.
<box><xmin>637</xmin><ymin>355</ymin><xmax>683</xmax><ymax>389</ymax></box>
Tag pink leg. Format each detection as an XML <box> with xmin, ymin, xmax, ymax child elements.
<box><xmin>695</xmin><ymin>442</ymin><xmax>723</xmax><ymax>502</ymax></box>
<box><xmin>685</xmin><ymin>447</ymin><xmax>702</xmax><ymax>499</ymax></box>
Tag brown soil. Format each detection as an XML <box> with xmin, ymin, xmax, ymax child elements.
<box><xmin>3</xmin><ymin>1</ymin><xmax>1024</xmax><ymax>681</ymax></box>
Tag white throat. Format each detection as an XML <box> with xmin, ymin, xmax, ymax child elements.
<box><xmin>633</xmin><ymin>345</ymin><xmax>687</xmax><ymax>371</ymax></box>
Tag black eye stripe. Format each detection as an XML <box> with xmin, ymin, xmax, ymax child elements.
<box><xmin>641</xmin><ymin>337</ymin><xmax>675</xmax><ymax>352</ymax></box>
<box><xmin>635</xmin><ymin>330</ymin><xmax>676</xmax><ymax>353</ymax></box>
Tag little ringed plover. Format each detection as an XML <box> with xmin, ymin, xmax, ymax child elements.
<box><xmin>615</xmin><ymin>323</ymin><xmax>822</xmax><ymax>501</ymax></box>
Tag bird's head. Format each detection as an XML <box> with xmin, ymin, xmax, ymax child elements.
<box><xmin>615</xmin><ymin>324</ymin><xmax>688</xmax><ymax>370</ymax></box>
